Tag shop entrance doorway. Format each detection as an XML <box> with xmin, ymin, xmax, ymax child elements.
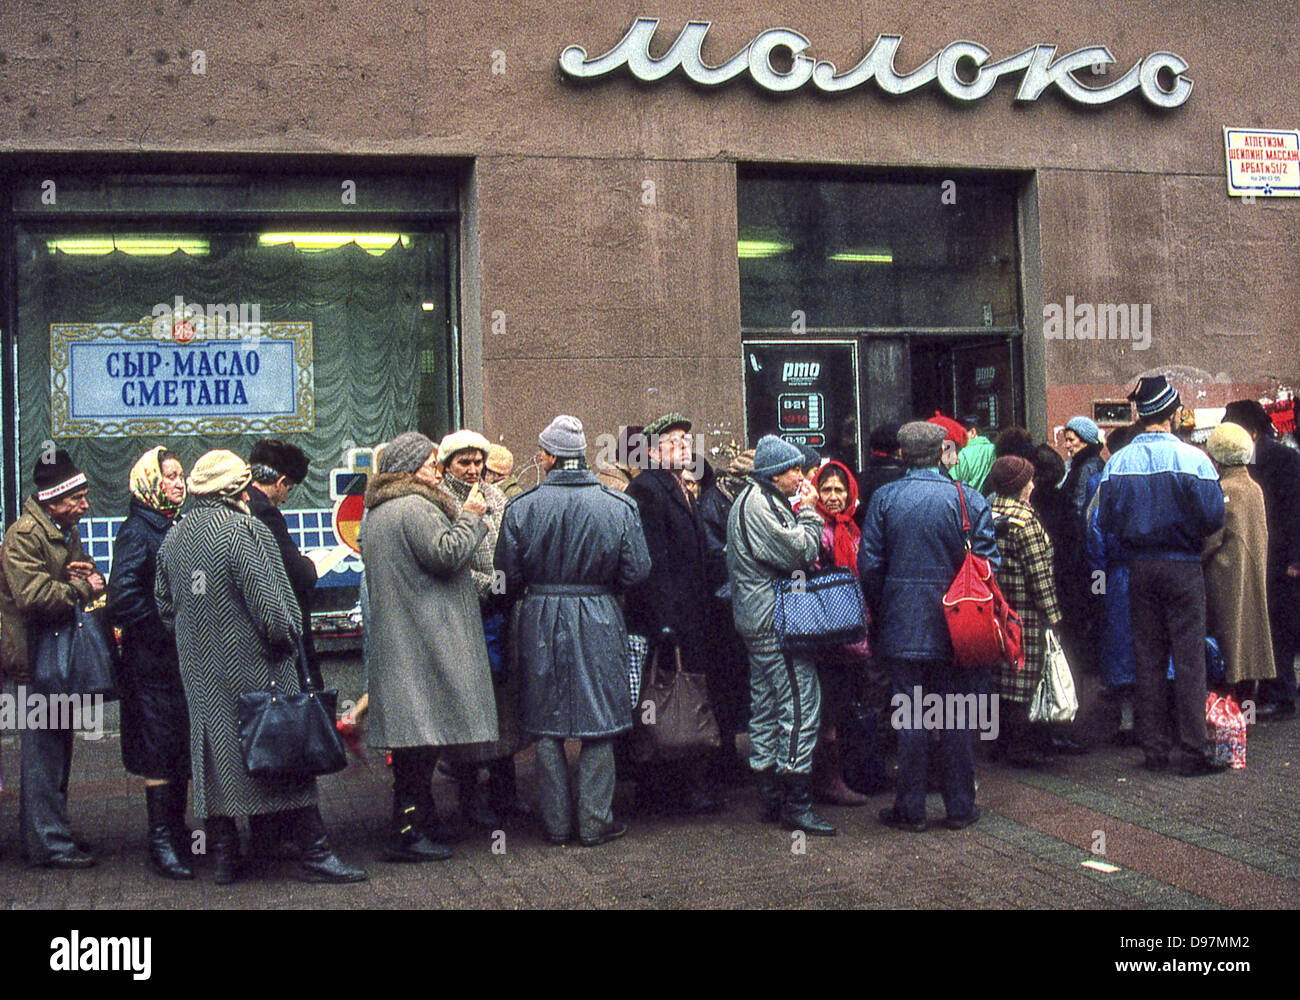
<box><xmin>908</xmin><ymin>334</ymin><xmax>1021</xmax><ymax>431</ymax></box>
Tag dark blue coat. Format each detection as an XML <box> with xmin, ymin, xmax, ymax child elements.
<box><xmin>106</xmin><ymin>499</ymin><xmax>189</xmax><ymax>778</ymax></box>
<box><xmin>494</xmin><ymin>467</ymin><xmax>651</xmax><ymax>738</ymax></box>
<box><xmin>858</xmin><ymin>468</ymin><xmax>1000</xmax><ymax>662</ymax></box>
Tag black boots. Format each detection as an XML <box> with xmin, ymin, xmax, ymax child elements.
<box><xmin>754</xmin><ymin>767</ymin><xmax>782</xmax><ymax>823</ymax></box>
<box><xmin>145</xmin><ymin>784</ymin><xmax>194</xmax><ymax>880</ymax></box>
<box><xmin>287</xmin><ymin>806</ymin><xmax>368</xmax><ymax>883</ymax></box>
<box><xmin>779</xmin><ymin>773</ymin><xmax>837</xmax><ymax>836</ymax></box>
<box><xmin>205</xmin><ymin>816</ymin><xmax>240</xmax><ymax>885</ymax></box>
<box><xmin>385</xmin><ymin>749</ymin><xmax>453</xmax><ymax>862</ymax></box>
<box><xmin>384</xmin><ymin>798</ymin><xmax>453</xmax><ymax>863</ymax></box>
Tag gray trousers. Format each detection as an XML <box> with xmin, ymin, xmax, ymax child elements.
<box><xmin>534</xmin><ymin>737</ymin><xmax>615</xmax><ymax>842</ymax></box>
<box><xmin>744</xmin><ymin>635</ymin><xmax>821</xmax><ymax>775</ymax></box>
<box><xmin>19</xmin><ymin>725</ymin><xmax>78</xmax><ymax>863</ymax></box>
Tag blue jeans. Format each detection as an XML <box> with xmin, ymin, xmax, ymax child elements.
<box><xmin>884</xmin><ymin>657</ymin><xmax>977</xmax><ymax>824</ymax></box>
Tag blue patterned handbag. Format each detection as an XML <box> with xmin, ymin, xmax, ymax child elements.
<box><xmin>772</xmin><ymin>568</ymin><xmax>868</xmax><ymax>654</ymax></box>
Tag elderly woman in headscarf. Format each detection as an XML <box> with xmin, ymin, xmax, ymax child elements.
<box><xmin>361</xmin><ymin>431</ymin><xmax>498</xmax><ymax>863</ymax></box>
<box><xmin>1203</xmin><ymin>422</ymin><xmax>1277</xmax><ymax>698</ymax></box>
<box><xmin>107</xmin><ymin>446</ymin><xmax>192</xmax><ymax>880</ymax></box>
<box><xmin>987</xmin><ymin>455</ymin><xmax>1066</xmax><ymax>767</ymax></box>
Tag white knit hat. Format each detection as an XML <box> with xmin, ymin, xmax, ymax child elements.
<box><xmin>438</xmin><ymin>429</ymin><xmax>492</xmax><ymax>465</ymax></box>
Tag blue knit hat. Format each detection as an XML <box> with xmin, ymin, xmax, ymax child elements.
<box><xmin>752</xmin><ymin>435</ymin><xmax>804</xmax><ymax>479</ymax></box>
<box><xmin>1065</xmin><ymin>416</ymin><xmax>1100</xmax><ymax>445</ymax></box>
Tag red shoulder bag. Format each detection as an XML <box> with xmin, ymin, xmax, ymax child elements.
<box><xmin>942</xmin><ymin>483</ymin><xmax>1025</xmax><ymax>671</ymax></box>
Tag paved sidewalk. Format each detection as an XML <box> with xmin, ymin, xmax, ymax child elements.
<box><xmin>2</xmin><ymin>671</ymin><xmax>1298</xmax><ymax>909</ymax></box>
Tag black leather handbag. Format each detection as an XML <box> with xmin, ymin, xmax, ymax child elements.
<box><xmin>237</xmin><ymin>640</ymin><xmax>346</xmax><ymax>780</ymax></box>
<box><xmin>30</xmin><ymin>606</ymin><xmax>119</xmax><ymax>700</ymax></box>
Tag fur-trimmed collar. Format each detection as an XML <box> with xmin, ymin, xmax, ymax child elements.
<box><xmin>363</xmin><ymin>471</ymin><xmax>460</xmax><ymax>519</ymax></box>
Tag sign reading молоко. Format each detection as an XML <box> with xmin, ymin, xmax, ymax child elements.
<box><xmin>560</xmin><ymin>18</ymin><xmax>1191</xmax><ymax>108</ymax></box>
<box><xmin>50</xmin><ymin>322</ymin><xmax>314</xmax><ymax>437</ymax></box>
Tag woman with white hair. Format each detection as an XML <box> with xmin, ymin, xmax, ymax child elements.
<box><xmin>1202</xmin><ymin>422</ymin><xmax>1277</xmax><ymax>695</ymax></box>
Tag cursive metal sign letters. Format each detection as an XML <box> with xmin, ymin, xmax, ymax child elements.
<box><xmin>559</xmin><ymin>18</ymin><xmax>1192</xmax><ymax>108</ymax></box>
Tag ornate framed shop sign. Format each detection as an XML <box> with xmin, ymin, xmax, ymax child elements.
<box><xmin>50</xmin><ymin>321</ymin><xmax>315</xmax><ymax>437</ymax></box>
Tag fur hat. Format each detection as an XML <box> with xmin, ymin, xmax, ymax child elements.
<box><xmin>538</xmin><ymin>415</ymin><xmax>587</xmax><ymax>458</ymax></box>
<box><xmin>188</xmin><ymin>450</ymin><xmax>252</xmax><ymax>497</ymax></box>
<box><xmin>33</xmin><ymin>449</ymin><xmax>87</xmax><ymax>503</ymax></box>
<box><xmin>249</xmin><ymin>438</ymin><xmax>309</xmax><ymax>484</ymax></box>
<box><xmin>1223</xmin><ymin>399</ymin><xmax>1273</xmax><ymax>438</ymax></box>
<box><xmin>1206</xmin><ymin>422</ymin><xmax>1254</xmax><ymax>467</ymax></box>
<box><xmin>379</xmin><ymin>431</ymin><xmax>437</xmax><ymax>474</ymax></box>
<box><xmin>752</xmin><ymin>435</ymin><xmax>804</xmax><ymax>478</ymax></box>
<box><xmin>438</xmin><ymin>429</ymin><xmax>492</xmax><ymax>465</ymax></box>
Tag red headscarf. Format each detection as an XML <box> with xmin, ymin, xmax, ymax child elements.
<box><xmin>813</xmin><ymin>461</ymin><xmax>861</xmax><ymax>572</ymax></box>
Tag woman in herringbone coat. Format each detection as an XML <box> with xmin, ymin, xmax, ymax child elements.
<box><xmin>987</xmin><ymin>456</ymin><xmax>1065</xmax><ymax>767</ymax></box>
<box><xmin>154</xmin><ymin>450</ymin><xmax>366</xmax><ymax>886</ymax></box>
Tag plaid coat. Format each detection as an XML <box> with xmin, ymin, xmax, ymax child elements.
<box><xmin>991</xmin><ymin>497</ymin><xmax>1063</xmax><ymax>705</ymax></box>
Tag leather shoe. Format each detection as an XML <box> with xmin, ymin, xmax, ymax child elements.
<box><xmin>945</xmin><ymin>807</ymin><xmax>980</xmax><ymax>830</ymax></box>
<box><xmin>1047</xmin><ymin>735</ymin><xmax>1089</xmax><ymax>756</ymax></box>
<box><xmin>1142</xmin><ymin>754</ymin><xmax>1169</xmax><ymax>772</ymax></box>
<box><xmin>1255</xmin><ymin>701</ymin><xmax>1296</xmax><ymax>722</ymax></box>
<box><xmin>878</xmin><ymin>807</ymin><xmax>927</xmax><ymax>833</ymax></box>
<box><xmin>39</xmin><ymin>849</ymin><xmax>95</xmax><ymax>870</ymax></box>
<box><xmin>545</xmin><ymin>832</ymin><xmax>572</xmax><ymax>845</ymax></box>
<box><xmin>579</xmin><ymin>822</ymin><xmax>628</xmax><ymax>847</ymax></box>
<box><xmin>1175</xmin><ymin>755</ymin><xmax>1229</xmax><ymax>777</ymax></box>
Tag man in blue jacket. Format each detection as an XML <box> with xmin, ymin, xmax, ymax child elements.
<box><xmin>859</xmin><ymin>421</ymin><xmax>999</xmax><ymax>831</ymax></box>
<box><xmin>1097</xmin><ymin>376</ymin><xmax>1226</xmax><ymax>776</ymax></box>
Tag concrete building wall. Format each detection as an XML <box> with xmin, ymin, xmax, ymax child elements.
<box><xmin>2</xmin><ymin>0</ymin><xmax>1297</xmax><ymax>454</ymax></box>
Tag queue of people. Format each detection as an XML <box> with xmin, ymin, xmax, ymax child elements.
<box><xmin>1</xmin><ymin>373</ymin><xmax>1294</xmax><ymax>878</ymax></box>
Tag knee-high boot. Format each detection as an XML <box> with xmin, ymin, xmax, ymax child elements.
<box><xmin>145</xmin><ymin>784</ymin><xmax>194</xmax><ymax>880</ymax></box>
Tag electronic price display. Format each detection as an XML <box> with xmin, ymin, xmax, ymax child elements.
<box><xmin>743</xmin><ymin>340</ymin><xmax>860</xmax><ymax>465</ymax></box>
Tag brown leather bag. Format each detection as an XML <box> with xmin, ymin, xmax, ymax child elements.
<box><xmin>631</xmin><ymin>641</ymin><xmax>721</xmax><ymax>763</ymax></box>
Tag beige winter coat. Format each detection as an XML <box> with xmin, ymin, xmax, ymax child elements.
<box><xmin>1203</xmin><ymin>465</ymin><xmax>1276</xmax><ymax>684</ymax></box>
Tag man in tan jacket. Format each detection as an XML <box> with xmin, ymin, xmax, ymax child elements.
<box><xmin>0</xmin><ymin>449</ymin><xmax>104</xmax><ymax>868</ymax></box>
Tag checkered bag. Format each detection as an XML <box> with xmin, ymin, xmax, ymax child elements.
<box><xmin>772</xmin><ymin>568</ymin><xmax>868</xmax><ymax>654</ymax></box>
<box><xmin>627</xmin><ymin>633</ymin><xmax>649</xmax><ymax>712</ymax></box>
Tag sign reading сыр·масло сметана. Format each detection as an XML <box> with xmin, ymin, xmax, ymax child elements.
<box><xmin>50</xmin><ymin>321</ymin><xmax>314</xmax><ymax>438</ymax></box>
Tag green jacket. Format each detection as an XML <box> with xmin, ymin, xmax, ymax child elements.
<box><xmin>0</xmin><ymin>497</ymin><xmax>95</xmax><ymax>682</ymax></box>
<box><xmin>951</xmin><ymin>433</ymin><xmax>996</xmax><ymax>491</ymax></box>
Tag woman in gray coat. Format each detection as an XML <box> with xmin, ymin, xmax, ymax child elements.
<box><xmin>361</xmin><ymin>431</ymin><xmax>498</xmax><ymax>863</ymax></box>
<box><xmin>155</xmin><ymin>450</ymin><xmax>366</xmax><ymax>885</ymax></box>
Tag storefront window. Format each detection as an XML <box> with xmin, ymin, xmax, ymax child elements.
<box><xmin>739</xmin><ymin>174</ymin><xmax>1020</xmax><ymax>330</ymax></box>
<box><xmin>4</xmin><ymin>169</ymin><xmax>458</xmax><ymax>603</ymax></box>
<box><xmin>738</xmin><ymin>172</ymin><xmax>1025</xmax><ymax>453</ymax></box>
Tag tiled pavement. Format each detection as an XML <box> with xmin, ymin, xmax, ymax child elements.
<box><xmin>2</xmin><ymin>667</ymin><xmax>1299</xmax><ymax>910</ymax></box>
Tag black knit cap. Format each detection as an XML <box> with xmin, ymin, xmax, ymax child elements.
<box><xmin>33</xmin><ymin>449</ymin><xmax>87</xmax><ymax>502</ymax></box>
<box><xmin>249</xmin><ymin>438</ymin><xmax>309</xmax><ymax>484</ymax></box>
